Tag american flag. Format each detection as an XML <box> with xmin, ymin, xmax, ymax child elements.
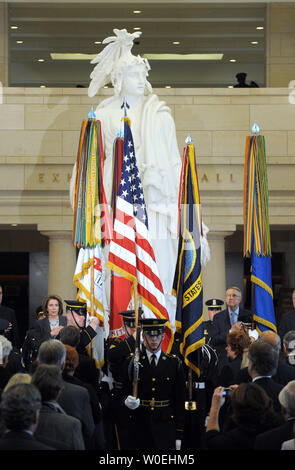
<box><xmin>107</xmin><ymin>118</ymin><xmax>172</xmax><ymax>351</ymax></box>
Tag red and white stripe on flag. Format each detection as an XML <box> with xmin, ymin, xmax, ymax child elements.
<box><xmin>107</xmin><ymin>196</ymin><xmax>172</xmax><ymax>352</ymax></box>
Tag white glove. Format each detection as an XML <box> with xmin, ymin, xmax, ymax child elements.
<box><xmin>124</xmin><ymin>395</ymin><xmax>140</xmax><ymax>410</ymax></box>
<box><xmin>176</xmin><ymin>439</ymin><xmax>182</xmax><ymax>450</ymax></box>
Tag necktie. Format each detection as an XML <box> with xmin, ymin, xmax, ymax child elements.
<box><xmin>150</xmin><ymin>354</ymin><xmax>156</xmax><ymax>368</ymax></box>
<box><xmin>230</xmin><ymin>311</ymin><xmax>237</xmax><ymax>326</ymax></box>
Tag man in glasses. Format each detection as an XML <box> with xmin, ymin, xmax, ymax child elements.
<box><xmin>210</xmin><ymin>286</ymin><xmax>252</xmax><ymax>371</ymax></box>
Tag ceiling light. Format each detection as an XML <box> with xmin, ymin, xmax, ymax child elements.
<box><xmin>173</xmin><ymin>41</ymin><xmax>180</xmax><ymax>45</ymax></box>
<box><xmin>38</xmin><ymin>58</ymin><xmax>45</xmax><ymax>62</ymax></box>
<box><xmin>251</xmin><ymin>41</ymin><xmax>259</xmax><ymax>45</ymax></box>
<box><xmin>40</xmin><ymin>85</ymin><xmax>46</xmax><ymax>88</ymax></box>
<box><xmin>94</xmin><ymin>41</ymin><xmax>101</xmax><ymax>44</ymax></box>
<box><xmin>165</xmin><ymin>86</ymin><xmax>172</xmax><ymax>89</ymax></box>
<box><xmin>143</xmin><ymin>53</ymin><xmax>223</xmax><ymax>61</ymax></box>
<box><xmin>229</xmin><ymin>59</ymin><xmax>236</xmax><ymax>62</ymax></box>
<box><xmin>228</xmin><ymin>86</ymin><xmax>234</xmax><ymax>88</ymax></box>
<box><xmin>16</xmin><ymin>40</ymin><xmax>23</xmax><ymax>44</ymax></box>
<box><xmin>11</xmin><ymin>223</ymin><xmax>18</xmax><ymax>226</ymax></box>
<box><xmin>133</xmin><ymin>27</ymin><xmax>141</xmax><ymax>30</ymax></box>
<box><xmin>10</xmin><ymin>26</ymin><xmax>18</xmax><ymax>30</ymax></box>
<box><xmin>103</xmin><ymin>86</ymin><xmax>108</xmax><ymax>89</ymax></box>
<box><xmin>50</xmin><ymin>52</ymin><xmax>223</xmax><ymax>62</ymax></box>
<box><xmin>256</xmin><ymin>26</ymin><xmax>264</xmax><ymax>30</ymax></box>
<box><xmin>133</xmin><ymin>10</ymin><xmax>141</xmax><ymax>14</ymax></box>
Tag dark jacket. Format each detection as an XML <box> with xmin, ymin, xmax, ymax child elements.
<box><xmin>255</xmin><ymin>418</ymin><xmax>295</xmax><ymax>450</ymax></box>
<box><xmin>211</xmin><ymin>307</ymin><xmax>251</xmax><ymax>370</ymax></box>
<box><xmin>33</xmin><ymin>315</ymin><xmax>67</xmax><ymax>342</ymax></box>
<box><xmin>217</xmin><ymin>355</ymin><xmax>243</xmax><ymax>387</ymax></box>
<box><xmin>35</xmin><ymin>401</ymin><xmax>85</xmax><ymax>450</ymax></box>
<box><xmin>57</xmin><ymin>379</ymin><xmax>95</xmax><ymax>448</ymax></box>
<box><xmin>253</xmin><ymin>377</ymin><xmax>284</xmax><ymax>413</ymax></box>
<box><xmin>0</xmin><ymin>430</ymin><xmax>55</xmax><ymax>451</ymax></box>
<box><xmin>236</xmin><ymin>359</ymin><xmax>295</xmax><ymax>387</ymax></box>
<box><xmin>0</xmin><ymin>304</ymin><xmax>20</xmax><ymax>349</ymax></box>
<box><xmin>278</xmin><ymin>309</ymin><xmax>295</xmax><ymax>341</ymax></box>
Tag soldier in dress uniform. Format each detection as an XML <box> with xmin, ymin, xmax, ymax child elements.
<box><xmin>64</xmin><ymin>300</ymin><xmax>99</xmax><ymax>355</ymax></box>
<box><xmin>203</xmin><ymin>298</ymin><xmax>224</xmax><ymax>344</ymax></box>
<box><xmin>106</xmin><ymin>309</ymin><xmax>138</xmax><ymax>449</ymax></box>
<box><xmin>123</xmin><ymin>318</ymin><xmax>185</xmax><ymax>450</ymax></box>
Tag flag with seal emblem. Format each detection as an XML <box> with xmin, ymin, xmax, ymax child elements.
<box><xmin>172</xmin><ymin>139</ymin><xmax>205</xmax><ymax>376</ymax></box>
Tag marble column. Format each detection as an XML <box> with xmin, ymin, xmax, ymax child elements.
<box><xmin>0</xmin><ymin>1</ymin><xmax>9</xmax><ymax>87</ymax></box>
<box><xmin>39</xmin><ymin>226</ymin><xmax>77</xmax><ymax>304</ymax></box>
<box><xmin>202</xmin><ymin>230</ymin><xmax>234</xmax><ymax>320</ymax></box>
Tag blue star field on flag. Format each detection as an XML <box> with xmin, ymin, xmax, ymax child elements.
<box><xmin>118</xmin><ymin>122</ymin><xmax>148</xmax><ymax>228</ymax></box>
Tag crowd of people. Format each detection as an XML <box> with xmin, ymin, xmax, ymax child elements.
<box><xmin>0</xmin><ymin>283</ymin><xmax>295</xmax><ymax>452</ymax></box>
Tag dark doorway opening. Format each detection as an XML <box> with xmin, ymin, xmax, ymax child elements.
<box><xmin>0</xmin><ymin>252</ymin><xmax>29</xmax><ymax>346</ymax></box>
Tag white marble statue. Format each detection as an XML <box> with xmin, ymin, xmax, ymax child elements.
<box><xmin>71</xmin><ymin>29</ymin><xmax>210</xmax><ymax>331</ymax></box>
<box><xmin>88</xmin><ymin>29</ymin><xmax>182</xmax><ymax>329</ymax></box>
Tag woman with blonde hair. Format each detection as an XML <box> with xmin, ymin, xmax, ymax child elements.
<box><xmin>3</xmin><ymin>372</ymin><xmax>31</xmax><ymax>392</ymax></box>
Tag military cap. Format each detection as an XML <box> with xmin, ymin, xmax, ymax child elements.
<box><xmin>64</xmin><ymin>300</ymin><xmax>87</xmax><ymax>316</ymax></box>
<box><xmin>205</xmin><ymin>298</ymin><xmax>224</xmax><ymax>310</ymax></box>
<box><xmin>139</xmin><ymin>318</ymin><xmax>167</xmax><ymax>336</ymax></box>
<box><xmin>0</xmin><ymin>318</ymin><xmax>9</xmax><ymax>333</ymax></box>
<box><xmin>119</xmin><ymin>309</ymin><xmax>136</xmax><ymax>327</ymax></box>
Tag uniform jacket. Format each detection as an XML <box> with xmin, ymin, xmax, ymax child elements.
<box><xmin>124</xmin><ymin>349</ymin><xmax>185</xmax><ymax>449</ymax></box>
<box><xmin>0</xmin><ymin>304</ymin><xmax>20</xmax><ymax>349</ymax></box>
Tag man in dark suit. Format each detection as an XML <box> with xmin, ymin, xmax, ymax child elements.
<box><xmin>247</xmin><ymin>339</ymin><xmax>283</xmax><ymax>413</ymax></box>
<box><xmin>236</xmin><ymin>330</ymin><xmax>295</xmax><ymax>386</ymax></box>
<box><xmin>278</xmin><ymin>289</ymin><xmax>295</xmax><ymax>341</ymax></box>
<box><xmin>210</xmin><ymin>286</ymin><xmax>252</xmax><ymax>371</ymax></box>
<box><xmin>255</xmin><ymin>379</ymin><xmax>295</xmax><ymax>450</ymax></box>
<box><xmin>0</xmin><ymin>283</ymin><xmax>20</xmax><ymax>350</ymax></box>
<box><xmin>0</xmin><ymin>383</ymin><xmax>55</xmax><ymax>450</ymax></box>
<box><xmin>37</xmin><ymin>338</ymin><xmax>95</xmax><ymax>448</ymax></box>
<box><xmin>282</xmin><ymin>330</ymin><xmax>295</xmax><ymax>367</ymax></box>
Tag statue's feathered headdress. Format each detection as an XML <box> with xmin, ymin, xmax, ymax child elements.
<box><xmin>88</xmin><ymin>28</ymin><xmax>151</xmax><ymax>98</ymax></box>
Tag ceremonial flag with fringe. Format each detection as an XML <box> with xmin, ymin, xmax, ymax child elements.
<box><xmin>172</xmin><ymin>141</ymin><xmax>205</xmax><ymax>376</ymax></box>
<box><xmin>106</xmin><ymin>117</ymin><xmax>173</xmax><ymax>353</ymax></box>
<box><xmin>243</xmin><ymin>133</ymin><xmax>277</xmax><ymax>333</ymax></box>
<box><xmin>73</xmin><ymin>245</ymin><xmax>105</xmax><ymax>367</ymax></box>
<box><xmin>72</xmin><ymin>111</ymin><xmax>112</xmax><ymax>367</ymax></box>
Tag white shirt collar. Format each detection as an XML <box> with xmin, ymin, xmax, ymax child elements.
<box><xmin>228</xmin><ymin>306</ymin><xmax>239</xmax><ymax>315</ymax></box>
<box><xmin>253</xmin><ymin>375</ymin><xmax>271</xmax><ymax>382</ymax></box>
<box><xmin>146</xmin><ymin>349</ymin><xmax>162</xmax><ymax>364</ymax></box>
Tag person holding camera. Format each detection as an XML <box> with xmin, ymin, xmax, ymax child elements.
<box><xmin>205</xmin><ymin>382</ymin><xmax>280</xmax><ymax>450</ymax></box>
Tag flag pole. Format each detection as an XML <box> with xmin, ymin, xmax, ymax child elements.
<box><xmin>133</xmin><ymin>284</ymin><xmax>141</xmax><ymax>398</ymax></box>
<box><xmin>90</xmin><ymin>247</ymin><xmax>94</xmax><ymax>317</ymax></box>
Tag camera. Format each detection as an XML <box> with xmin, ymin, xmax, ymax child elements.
<box><xmin>222</xmin><ymin>388</ymin><xmax>232</xmax><ymax>397</ymax></box>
